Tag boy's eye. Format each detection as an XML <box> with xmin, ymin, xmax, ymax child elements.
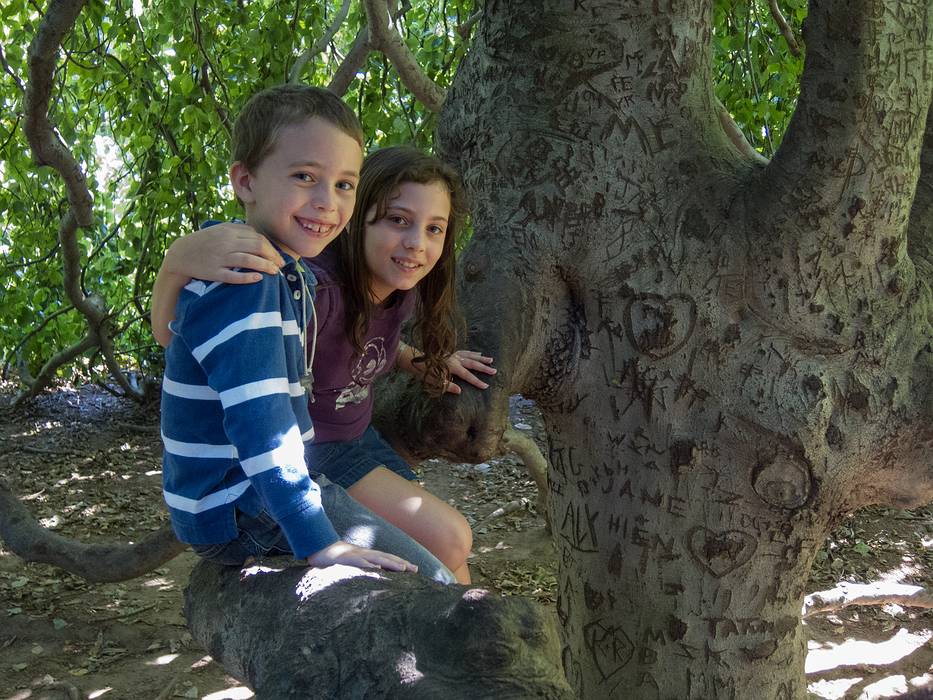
<box><xmin>295</xmin><ymin>173</ymin><xmax>314</xmax><ymax>182</ymax></box>
<box><xmin>337</xmin><ymin>181</ymin><xmax>355</xmax><ymax>191</ymax></box>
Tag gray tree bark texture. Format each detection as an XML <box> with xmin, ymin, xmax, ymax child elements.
<box><xmin>377</xmin><ymin>0</ymin><xmax>933</xmax><ymax>697</ymax></box>
<box><xmin>184</xmin><ymin>560</ymin><xmax>573</xmax><ymax>699</ymax></box>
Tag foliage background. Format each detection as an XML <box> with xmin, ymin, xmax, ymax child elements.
<box><xmin>0</xmin><ymin>0</ymin><xmax>804</xmax><ymax>391</ymax></box>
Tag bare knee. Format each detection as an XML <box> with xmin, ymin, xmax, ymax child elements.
<box><xmin>434</xmin><ymin>510</ymin><xmax>472</xmax><ymax>570</ymax></box>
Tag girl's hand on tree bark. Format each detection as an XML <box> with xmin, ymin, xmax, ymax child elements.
<box><xmin>165</xmin><ymin>222</ymin><xmax>285</xmax><ymax>284</ymax></box>
<box><xmin>306</xmin><ymin>540</ymin><xmax>418</xmax><ymax>573</ymax></box>
<box><xmin>444</xmin><ymin>350</ymin><xmax>496</xmax><ymax>394</ymax></box>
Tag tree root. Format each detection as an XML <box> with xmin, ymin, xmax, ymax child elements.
<box><xmin>803</xmin><ymin>581</ymin><xmax>933</xmax><ymax>618</ymax></box>
<box><xmin>502</xmin><ymin>429</ymin><xmax>550</xmax><ymax>532</ymax></box>
<box><xmin>0</xmin><ymin>477</ymin><xmax>186</xmax><ymax>582</ymax></box>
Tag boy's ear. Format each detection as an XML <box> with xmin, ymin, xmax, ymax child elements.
<box><xmin>229</xmin><ymin>162</ymin><xmax>256</xmax><ymax>204</ymax></box>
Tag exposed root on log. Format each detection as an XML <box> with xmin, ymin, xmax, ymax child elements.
<box><xmin>185</xmin><ymin>559</ymin><xmax>573</xmax><ymax>698</ymax></box>
<box><xmin>502</xmin><ymin>428</ymin><xmax>550</xmax><ymax>532</ymax></box>
<box><xmin>803</xmin><ymin>581</ymin><xmax>933</xmax><ymax>618</ymax></box>
<box><xmin>0</xmin><ymin>477</ymin><xmax>186</xmax><ymax>582</ymax></box>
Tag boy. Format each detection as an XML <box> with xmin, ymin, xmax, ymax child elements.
<box><xmin>159</xmin><ymin>85</ymin><xmax>441</xmax><ymax>575</ymax></box>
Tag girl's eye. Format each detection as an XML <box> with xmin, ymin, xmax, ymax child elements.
<box><xmin>389</xmin><ymin>215</ymin><xmax>408</xmax><ymax>225</ymax></box>
<box><xmin>337</xmin><ymin>181</ymin><xmax>355</xmax><ymax>191</ymax></box>
<box><xmin>428</xmin><ymin>225</ymin><xmax>446</xmax><ymax>235</ymax></box>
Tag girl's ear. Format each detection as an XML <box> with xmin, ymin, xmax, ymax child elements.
<box><xmin>229</xmin><ymin>162</ymin><xmax>256</xmax><ymax>204</ymax></box>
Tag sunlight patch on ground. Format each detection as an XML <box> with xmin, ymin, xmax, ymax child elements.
<box><xmin>203</xmin><ymin>687</ymin><xmax>254</xmax><ymax>699</ymax></box>
<box><xmin>806</xmin><ymin>628</ymin><xmax>933</xmax><ymax>673</ymax></box>
<box><xmin>146</xmin><ymin>653</ymin><xmax>180</xmax><ymax>666</ymax></box>
<box><xmin>807</xmin><ymin>677</ymin><xmax>863</xmax><ymax>699</ymax></box>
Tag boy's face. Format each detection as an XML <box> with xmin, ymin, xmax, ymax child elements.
<box><xmin>230</xmin><ymin>117</ymin><xmax>362</xmax><ymax>260</ymax></box>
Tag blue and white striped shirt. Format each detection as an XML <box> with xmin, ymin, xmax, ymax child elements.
<box><xmin>160</xmin><ymin>254</ymin><xmax>338</xmax><ymax>559</ymax></box>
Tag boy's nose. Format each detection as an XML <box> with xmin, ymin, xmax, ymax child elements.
<box><xmin>310</xmin><ymin>186</ymin><xmax>336</xmax><ymax>211</ymax></box>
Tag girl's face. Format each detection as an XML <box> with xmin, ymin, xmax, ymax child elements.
<box><xmin>363</xmin><ymin>180</ymin><xmax>451</xmax><ymax>304</ymax></box>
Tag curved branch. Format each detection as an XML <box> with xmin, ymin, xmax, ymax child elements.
<box><xmin>23</xmin><ymin>3</ymin><xmax>143</xmax><ymax>402</ymax></box>
<box><xmin>362</xmin><ymin>0</ymin><xmax>446</xmax><ymax>112</ymax></box>
<box><xmin>767</xmin><ymin>0</ymin><xmax>801</xmax><ymax>57</ymax></box>
<box><xmin>23</xmin><ymin>0</ymin><xmax>93</xmax><ymax>224</ymax></box>
<box><xmin>329</xmin><ymin>26</ymin><xmax>373</xmax><ymax>96</ymax></box>
<box><xmin>457</xmin><ymin>8</ymin><xmax>483</xmax><ymax>40</ymax></box>
<box><xmin>803</xmin><ymin>581</ymin><xmax>933</xmax><ymax>618</ymax></box>
<box><xmin>289</xmin><ymin>0</ymin><xmax>352</xmax><ymax>84</ymax></box>
<box><xmin>15</xmin><ymin>332</ymin><xmax>96</xmax><ymax>402</ymax></box>
<box><xmin>715</xmin><ymin>95</ymin><xmax>769</xmax><ymax>165</ymax></box>
<box><xmin>0</xmin><ymin>477</ymin><xmax>185</xmax><ymax>582</ymax></box>
<box><xmin>501</xmin><ymin>429</ymin><xmax>550</xmax><ymax>531</ymax></box>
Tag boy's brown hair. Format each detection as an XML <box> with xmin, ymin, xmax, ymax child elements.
<box><xmin>232</xmin><ymin>84</ymin><xmax>364</xmax><ymax>171</ymax></box>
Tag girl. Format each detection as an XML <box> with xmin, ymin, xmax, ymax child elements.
<box><xmin>152</xmin><ymin>146</ymin><xmax>495</xmax><ymax>584</ymax></box>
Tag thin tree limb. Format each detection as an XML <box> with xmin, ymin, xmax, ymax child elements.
<box><xmin>715</xmin><ymin>95</ymin><xmax>769</xmax><ymax>165</ymax></box>
<box><xmin>289</xmin><ymin>0</ymin><xmax>352</xmax><ymax>84</ymax></box>
<box><xmin>803</xmin><ymin>582</ymin><xmax>933</xmax><ymax>618</ymax></box>
<box><xmin>768</xmin><ymin>0</ymin><xmax>801</xmax><ymax>57</ymax></box>
<box><xmin>502</xmin><ymin>428</ymin><xmax>550</xmax><ymax>531</ymax></box>
<box><xmin>0</xmin><ymin>477</ymin><xmax>185</xmax><ymax>582</ymax></box>
<box><xmin>329</xmin><ymin>26</ymin><xmax>373</xmax><ymax>96</ymax></box>
<box><xmin>362</xmin><ymin>0</ymin><xmax>446</xmax><ymax>112</ymax></box>
<box><xmin>15</xmin><ymin>332</ymin><xmax>96</xmax><ymax>402</ymax></box>
<box><xmin>192</xmin><ymin>0</ymin><xmax>233</xmax><ymax>136</ymax></box>
<box><xmin>1</xmin><ymin>303</ymin><xmax>75</xmax><ymax>379</ymax></box>
<box><xmin>457</xmin><ymin>8</ymin><xmax>483</xmax><ymax>39</ymax></box>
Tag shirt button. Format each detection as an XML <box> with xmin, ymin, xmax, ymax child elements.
<box><xmin>287</xmin><ymin>274</ymin><xmax>297</xmax><ymax>282</ymax></box>
<box><xmin>293</xmin><ymin>290</ymin><xmax>301</xmax><ymax>300</ymax></box>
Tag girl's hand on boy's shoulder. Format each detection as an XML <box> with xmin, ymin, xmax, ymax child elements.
<box><xmin>169</xmin><ymin>222</ymin><xmax>285</xmax><ymax>284</ymax></box>
<box><xmin>444</xmin><ymin>350</ymin><xmax>496</xmax><ymax>394</ymax></box>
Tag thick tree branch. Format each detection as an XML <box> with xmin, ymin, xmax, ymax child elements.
<box><xmin>803</xmin><ymin>582</ymin><xmax>933</xmax><ymax>618</ymax></box>
<box><xmin>362</xmin><ymin>0</ymin><xmax>446</xmax><ymax>112</ymax></box>
<box><xmin>767</xmin><ymin>0</ymin><xmax>801</xmax><ymax>57</ymax></box>
<box><xmin>289</xmin><ymin>0</ymin><xmax>352</xmax><ymax>83</ymax></box>
<box><xmin>764</xmin><ymin>0</ymin><xmax>933</xmax><ymax>251</ymax></box>
<box><xmin>0</xmin><ymin>477</ymin><xmax>186</xmax><ymax>581</ymax></box>
<box><xmin>185</xmin><ymin>560</ymin><xmax>573</xmax><ymax>698</ymax></box>
<box><xmin>907</xmin><ymin>94</ymin><xmax>933</xmax><ymax>278</ymax></box>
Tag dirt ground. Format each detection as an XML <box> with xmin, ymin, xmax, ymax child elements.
<box><xmin>0</xmin><ymin>383</ymin><xmax>931</xmax><ymax>700</ymax></box>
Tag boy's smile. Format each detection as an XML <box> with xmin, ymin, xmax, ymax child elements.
<box><xmin>230</xmin><ymin>117</ymin><xmax>363</xmax><ymax>260</ymax></box>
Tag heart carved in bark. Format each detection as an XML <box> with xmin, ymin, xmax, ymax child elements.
<box><xmin>624</xmin><ymin>293</ymin><xmax>697</xmax><ymax>359</ymax></box>
<box><xmin>686</xmin><ymin>526</ymin><xmax>757</xmax><ymax>578</ymax></box>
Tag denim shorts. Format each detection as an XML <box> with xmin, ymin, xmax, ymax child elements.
<box><xmin>306</xmin><ymin>424</ymin><xmax>419</xmax><ymax>489</ymax></box>
<box><xmin>191</xmin><ymin>477</ymin><xmax>455</xmax><ymax>584</ymax></box>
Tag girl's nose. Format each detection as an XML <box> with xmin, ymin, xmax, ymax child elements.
<box><xmin>403</xmin><ymin>229</ymin><xmax>425</xmax><ymax>250</ymax></box>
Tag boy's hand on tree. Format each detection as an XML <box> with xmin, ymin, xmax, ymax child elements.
<box><xmin>166</xmin><ymin>222</ymin><xmax>285</xmax><ymax>284</ymax></box>
<box><xmin>444</xmin><ymin>350</ymin><xmax>496</xmax><ymax>394</ymax></box>
<box><xmin>306</xmin><ymin>540</ymin><xmax>418</xmax><ymax>573</ymax></box>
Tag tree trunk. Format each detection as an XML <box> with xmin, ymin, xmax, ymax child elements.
<box><xmin>382</xmin><ymin>1</ymin><xmax>933</xmax><ymax>697</ymax></box>
<box><xmin>184</xmin><ymin>560</ymin><xmax>572</xmax><ymax>699</ymax></box>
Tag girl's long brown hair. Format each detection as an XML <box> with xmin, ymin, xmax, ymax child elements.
<box><xmin>331</xmin><ymin>146</ymin><xmax>467</xmax><ymax>396</ymax></box>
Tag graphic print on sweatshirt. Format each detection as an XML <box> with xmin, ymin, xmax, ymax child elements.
<box><xmin>334</xmin><ymin>337</ymin><xmax>388</xmax><ymax>410</ymax></box>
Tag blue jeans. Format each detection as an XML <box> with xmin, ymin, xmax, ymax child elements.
<box><xmin>306</xmin><ymin>424</ymin><xmax>418</xmax><ymax>488</ymax></box>
<box><xmin>191</xmin><ymin>476</ymin><xmax>456</xmax><ymax>584</ymax></box>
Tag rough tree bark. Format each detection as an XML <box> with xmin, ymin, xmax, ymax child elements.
<box><xmin>379</xmin><ymin>0</ymin><xmax>933</xmax><ymax>697</ymax></box>
<box><xmin>184</xmin><ymin>561</ymin><xmax>572</xmax><ymax>698</ymax></box>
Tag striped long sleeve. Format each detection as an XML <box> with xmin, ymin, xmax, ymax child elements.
<box><xmin>160</xmin><ymin>262</ymin><xmax>338</xmax><ymax>559</ymax></box>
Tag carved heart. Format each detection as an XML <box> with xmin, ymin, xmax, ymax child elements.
<box><xmin>686</xmin><ymin>526</ymin><xmax>757</xmax><ymax>578</ymax></box>
<box><xmin>624</xmin><ymin>293</ymin><xmax>697</xmax><ymax>359</ymax></box>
